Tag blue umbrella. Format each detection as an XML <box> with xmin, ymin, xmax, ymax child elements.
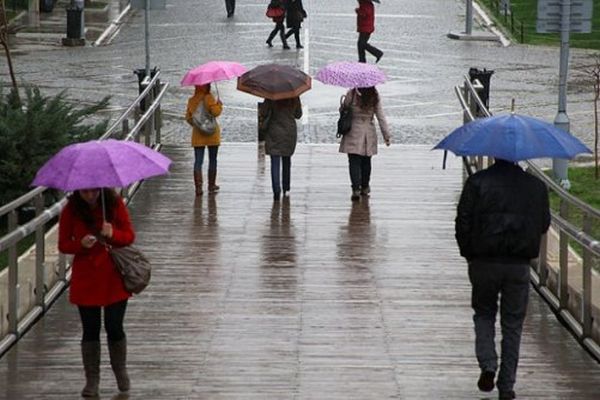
<box><xmin>433</xmin><ymin>113</ymin><xmax>592</xmax><ymax>162</ymax></box>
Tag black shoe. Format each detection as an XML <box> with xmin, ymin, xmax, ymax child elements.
<box><xmin>274</xmin><ymin>192</ymin><xmax>281</xmax><ymax>201</ymax></box>
<box><xmin>266</xmin><ymin>40</ymin><xmax>273</xmax><ymax>48</ymax></box>
<box><xmin>375</xmin><ymin>52</ymin><xmax>383</xmax><ymax>63</ymax></box>
<box><xmin>360</xmin><ymin>186</ymin><xmax>370</xmax><ymax>196</ymax></box>
<box><xmin>227</xmin><ymin>12</ymin><xmax>234</xmax><ymax>18</ymax></box>
<box><xmin>283</xmin><ymin>44</ymin><xmax>290</xmax><ymax>50</ymax></box>
<box><xmin>499</xmin><ymin>390</ymin><xmax>516</xmax><ymax>400</ymax></box>
<box><xmin>351</xmin><ymin>190</ymin><xmax>360</xmax><ymax>201</ymax></box>
<box><xmin>477</xmin><ymin>370</ymin><xmax>495</xmax><ymax>392</ymax></box>
<box><xmin>296</xmin><ymin>44</ymin><xmax>304</xmax><ymax>49</ymax></box>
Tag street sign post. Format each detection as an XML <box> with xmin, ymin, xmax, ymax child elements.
<box><xmin>131</xmin><ymin>0</ymin><xmax>166</xmax><ymax>78</ymax></box>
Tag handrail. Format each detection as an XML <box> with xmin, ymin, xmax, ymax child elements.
<box><xmin>0</xmin><ymin>72</ymin><xmax>170</xmax><ymax>357</ymax></box>
<box><xmin>455</xmin><ymin>75</ymin><xmax>600</xmax><ymax>361</ymax></box>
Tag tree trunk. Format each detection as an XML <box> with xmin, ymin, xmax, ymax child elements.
<box><xmin>0</xmin><ymin>0</ymin><xmax>20</xmax><ymax>101</ymax></box>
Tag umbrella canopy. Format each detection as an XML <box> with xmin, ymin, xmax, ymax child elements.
<box><xmin>315</xmin><ymin>61</ymin><xmax>386</xmax><ymax>88</ymax></box>
<box><xmin>181</xmin><ymin>61</ymin><xmax>247</xmax><ymax>86</ymax></box>
<box><xmin>433</xmin><ymin>114</ymin><xmax>592</xmax><ymax>162</ymax></box>
<box><xmin>237</xmin><ymin>63</ymin><xmax>311</xmax><ymax>100</ymax></box>
<box><xmin>32</xmin><ymin>139</ymin><xmax>172</xmax><ymax>191</ymax></box>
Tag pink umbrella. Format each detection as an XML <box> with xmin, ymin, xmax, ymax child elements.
<box><xmin>181</xmin><ymin>61</ymin><xmax>247</xmax><ymax>86</ymax></box>
<box><xmin>315</xmin><ymin>61</ymin><xmax>386</xmax><ymax>88</ymax></box>
<box><xmin>32</xmin><ymin>139</ymin><xmax>171</xmax><ymax>191</ymax></box>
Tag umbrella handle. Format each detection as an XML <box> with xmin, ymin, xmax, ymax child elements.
<box><xmin>215</xmin><ymin>83</ymin><xmax>220</xmax><ymax>102</ymax></box>
<box><xmin>101</xmin><ymin>188</ymin><xmax>106</xmax><ymax>222</ymax></box>
<box><xmin>442</xmin><ymin>150</ymin><xmax>447</xmax><ymax>170</ymax></box>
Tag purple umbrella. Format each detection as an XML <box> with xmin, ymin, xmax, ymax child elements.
<box><xmin>315</xmin><ymin>61</ymin><xmax>386</xmax><ymax>88</ymax></box>
<box><xmin>32</xmin><ymin>139</ymin><xmax>172</xmax><ymax>191</ymax></box>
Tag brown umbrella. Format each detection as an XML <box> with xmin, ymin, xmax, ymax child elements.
<box><xmin>237</xmin><ymin>63</ymin><xmax>311</xmax><ymax>100</ymax></box>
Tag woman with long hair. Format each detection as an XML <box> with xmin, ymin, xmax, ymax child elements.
<box><xmin>338</xmin><ymin>86</ymin><xmax>391</xmax><ymax>200</ymax></box>
<box><xmin>58</xmin><ymin>188</ymin><xmax>135</xmax><ymax>397</ymax></box>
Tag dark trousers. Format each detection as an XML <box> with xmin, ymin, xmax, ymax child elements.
<box><xmin>270</xmin><ymin>155</ymin><xmax>291</xmax><ymax>194</ymax></box>
<box><xmin>468</xmin><ymin>260</ymin><xmax>530</xmax><ymax>393</ymax></box>
<box><xmin>285</xmin><ymin>25</ymin><xmax>301</xmax><ymax>46</ymax></box>
<box><xmin>357</xmin><ymin>32</ymin><xmax>382</xmax><ymax>63</ymax></box>
<box><xmin>78</xmin><ymin>300</ymin><xmax>128</xmax><ymax>342</ymax></box>
<box><xmin>194</xmin><ymin>145</ymin><xmax>219</xmax><ymax>172</ymax></box>
<box><xmin>267</xmin><ymin>21</ymin><xmax>287</xmax><ymax>46</ymax></box>
<box><xmin>225</xmin><ymin>0</ymin><xmax>235</xmax><ymax>15</ymax></box>
<box><xmin>348</xmin><ymin>154</ymin><xmax>372</xmax><ymax>190</ymax></box>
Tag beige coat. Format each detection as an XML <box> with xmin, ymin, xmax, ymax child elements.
<box><xmin>338</xmin><ymin>89</ymin><xmax>390</xmax><ymax>156</ymax></box>
<box><xmin>186</xmin><ymin>85</ymin><xmax>223</xmax><ymax>147</ymax></box>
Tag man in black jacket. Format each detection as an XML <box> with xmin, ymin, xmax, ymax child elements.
<box><xmin>455</xmin><ymin>159</ymin><xmax>550</xmax><ymax>400</ymax></box>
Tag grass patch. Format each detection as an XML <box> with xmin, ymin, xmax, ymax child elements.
<box><xmin>478</xmin><ymin>0</ymin><xmax>600</xmax><ymax>50</ymax></box>
<box><xmin>546</xmin><ymin>166</ymin><xmax>600</xmax><ymax>268</ymax></box>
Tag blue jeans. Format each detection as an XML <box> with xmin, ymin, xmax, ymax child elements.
<box><xmin>270</xmin><ymin>155</ymin><xmax>291</xmax><ymax>194</ymax></box>
<box><xmin>194</xmin><ymin>146</ymin><xmax>218</xmax><ymax>172</ymax></box>
<box><xmin>468</xmin><ymin>260</ymin><xmax>530</xmax><ymax>393</ymax></box>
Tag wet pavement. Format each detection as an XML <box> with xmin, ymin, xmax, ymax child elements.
<box><xmin>2</xmin><ymin>0</ymin><xmax>599</xmax><ymax>148</ymax></box>
<box><xmin>1</xmin><ymin>144</ymin><xmax>600</xmax><ymax>399</ymax></box>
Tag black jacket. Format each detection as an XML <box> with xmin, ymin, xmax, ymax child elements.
<box><xmin>455</xmin><ymin>160</ymin><xmax>551</xmax><ymax>262</ymax></box>
<box><xmin>286</xmin><ymin>0</ymin><xmax>306</xmax><ymax>27</ymax></box>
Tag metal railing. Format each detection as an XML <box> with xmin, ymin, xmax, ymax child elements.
<box><xmin>0</xmin><ymin>71</ymin><xmax>169</xmax><ymax>357</ymax></box>
<box><xmin>455</xmin><ymin>76</ymin><xmax>600</xmax><ymax>361</ymax></box>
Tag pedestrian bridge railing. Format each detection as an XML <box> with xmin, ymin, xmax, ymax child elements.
<box><xmin>0</xmin><ymin>72</ymin><xmax>169</xmax><ymax>357</ymax></box>
<box><xmin>456</xmin><ymin>76</ymin><xmax>600</xmax><ymax>361</ymax></box>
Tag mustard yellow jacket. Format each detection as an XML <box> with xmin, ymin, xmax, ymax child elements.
<box><xmin>186</xmin><ymin>85</ymin><xmax>223</xmax><ymax>147</ymax></box>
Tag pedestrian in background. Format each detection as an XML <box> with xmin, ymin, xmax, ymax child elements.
<box><xmin>338</xmin><ymin>86</ymin><xmax>390</xmax><ymax>201</ymax></box>
<box><xmin>356</xmin><ymin>0</ymin><xmax>383</xmax><ymax>63</ymax></box>
<box><xmin>186</xmin><ymin>84</ymin><xmax>223</xmax><ymax>195</ymax></box>
<box><xmin>58</xmin><ymin>188</ymin><xmax>135</xmax><ymax>397</ymax></box>
<box><xmin>259</xmin><ymin>97</ymin><xmax>303</xmax><ymax>200</ymax></box>
<box><xmin>284</xmin><ymin>0</ymin><xmax>307</xmax><ymax>49</ymax></box>
<box><xmin>225</xmin><ymin>0</ymin><xmax>235</xmax><ymax>18</ymax></box>
<box><xmin>455</xmin><ymin>159</ymin><xmax>550</xmax><ymax>400</ymax></box>
<box><xmin>266</xmin><ymin>0</ymin><xmax>290</xmax><ymax>49</ymax></box>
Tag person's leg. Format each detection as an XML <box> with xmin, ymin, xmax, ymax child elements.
<box><xmin>225</xmin><ymin>0</ymin><xmax>235</xmax><ymax>17</ymax></box>
<box><xmin>496</xmin><ymin>263</ymin><xmax>530</xmax><ymax>397</ymax></box>
<box><xmin>282</xmin><ymin>156</ymin><xmax>291</xmax><ymax>194</ymax></box>
<box><xmin>105</xmin><ymin>300</ymin><xmax>130</xmax><ymax>392</ymax></box>
<box><xmin>364</xmin><ymin>39</ymin><xmax>384</xmax><ymax>63</ymax></box>
<box><xmin>360</xmin><ymin>156</ymin><xmax>372</xmax><ymax>195</ymax></box>
<box><xmin>468</xmin><ymin>261</ymin><xmax>502</xmax><ymax>384</ymax></box>
<box><xmin>294</xmin><ymin>26</ymin><xmax>303</xmax><ymax>48</ymax></box>
<box><xmin>208</xmin><ymin>145</ymin><xmax>220</xmax><ymax>192</ymax></box>
<box><xmin>78</xmin><ymin>306</ymin><xmax>102</xmax><ymax>397</ymax></box>
<box><xmin>348</xmin><ymin>154</ymin><xmax>362</xmax><ymax>200</ymax></box>
<box><xmin>278</xmin><ymin>22</ymin><xmax>290</xmax><ymax>48</ymax></box>
<box><xmin>357</xmin><ymin>33</ymin><xmax>369</xmax><ymax>63</ymax></box>
<box><xmin>193</xmin><ymin>146</ymin><xmax>206</xmax><ymax>196</ymax></box>
<box><xmin>270</xmin><ymin>155</ymin><xmax>282</xmax><ymax>200</ymax></box>
<box><xmin>267</xmin><ymin>25</ymin><xmax>279</xmax><ymax>46</ymax></box>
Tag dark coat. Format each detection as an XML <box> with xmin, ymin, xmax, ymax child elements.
<box><xmin>356</xmin><ymin>0</ymin><xmax>375</xmax><ymax>33</ymax></box>
<box><xmin>286</xmin><ymin>0</ymin><xmax>306</xmax><ymax>28</ymax></box>
<box><xmin>262</xmin><ymin>98</ymin><xmax>303</xmax><ymax>157</ymax></box>
<box><xmin>455</xmin><ymin>160</ymin><xmax>551</xmax><ymax>262</ymax></box>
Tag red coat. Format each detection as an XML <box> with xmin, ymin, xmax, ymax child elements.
<box><xmin>59</xmin><ymin>197</ymin><xmax>135</xmax><ymax>306</ymax></box>
<box><xmin>356</xmin><ymin>0</ymin><xmax>375</xmax><ymax>33</ymax></box>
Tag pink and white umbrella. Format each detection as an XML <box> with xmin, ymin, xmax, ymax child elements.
<box><xmin>181</xmin><ymin>61</ymin><xmax>247</xmax><ymax>86</ymax></box>
<box><xmin>315</xmin><ymin>61</ymin><xmax>386</xmax><ymax>88</ymax></box>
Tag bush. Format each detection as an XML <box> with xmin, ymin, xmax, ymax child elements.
<box><xmin>0</xmin><ymin>87</ymin><xmax>109</xmax><ymax>205</ymax></box>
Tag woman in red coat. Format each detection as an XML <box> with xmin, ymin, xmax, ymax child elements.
<box><xmin>58</xmin><ymin>188</ymin><xmax>135</xmax><ymax>397</ymax></box>
<box><xmin>356</xmin><ymin>0</ymin><xmax>383</xmax><ymax>63</ymax></box>
<box><xmin>266</xmin><ymin>0</ymin><xmax>289</xmax><ymax>49</ymax></box>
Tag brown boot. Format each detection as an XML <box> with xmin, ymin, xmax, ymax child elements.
<box><xmin>193</xmin><ymin>171</ymin><xmax>203</xmax><ymax>196</ymax></box>
<box><xmin>81</xmin><ymin>341</ymin><xmax>100</xmax><ymax>397</ymax></box>
<box><xmin>108</xmin><ymin>338</ymin><xmax>130</xmax><ymax>392</ymax></box>
<box><xmin>208</xmin><ymin>169</ymin><xmax>220</xmax><ymax>193</ymax></box>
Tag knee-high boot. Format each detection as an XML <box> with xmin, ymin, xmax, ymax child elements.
<box><xmin>193</xmin><ymin>171</ymin><xmax>203</xmax><ymax>196</ymax></box>
<box><xmin>108</xmin><ymin>338</ymin><xmax>130</xmax><ymax>392</ymax></box>
<box><xmin>208</xmin><ymin>169</ymin><xmax>220</xmax><ymax>193</ymax></box>
<box><xmin>81</xmin><ymin>341</ymin><xmax>101</xmax><ymax>397</ymax></box>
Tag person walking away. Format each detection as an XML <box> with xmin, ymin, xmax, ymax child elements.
<box><xmin>260</xmin><ymin>97</ymin><xmax>303</xmax><ymax>200</ymax></box>
<box><xmin>186</xmin><ymin>84</ymin><xmax>223</xmax><ymax>195</ymax></box>
<box><xmin>225</xmin><ymin>0</ymin><xmax>235</xmax><ymax>17</ymax></box>
<box><xmin>338</xmin><ymin>86</ymin><xmax>390</xmax><ymax>201</ymax></box>
<box><xmin>284</xmin><ymin>0</ymin><xmax>306</xmax><ymax>49</ymax></box>
<box><xmin>266</xmin><ymin>0</ymin><xmax>290</xmax><ymax>49</ymax></box>
<box><xmin>455</xmin><ymin>159</ymin><xmax>550</xmax><ymax>400</ymax></box>
<box><xmin>356</xmin><ymin>0</ymin><xmax>383</xmax><ymax>63</ymax></box>
<box><xmin>58</xmin><ymin>188</ymin><xmax>136</xmax><ymax>397</ymax></box>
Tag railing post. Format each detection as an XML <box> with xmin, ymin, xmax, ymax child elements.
<box><xmin>559</xmin><ymin>199</ymin><xmax>569</xmax><ymax>310</ymax></box>
<box><xmin>143</xmin><ymin>77</ymin><xmax>154</xmax><ymax>147</ymax></box>
<box><xmin>581</xmin><ymin>215</ymin><xmax>592</xmax><ymax>337</ymax></box>
<box><xmin>538</xmin><ymin>233</ymin><xmax>549</xmax><ymax>286</ymax></box>
<box><xmin>58</xmin><ymin>253</ymin><xmax>67</xmax><ymax>282</ymax></box>
<box><xmin>155</xmin><ymin>83</ymin><xmax>163</xmax><ymax>145</ymax></box>
<box><xmin>121</xmin><ymin>119</ymin><xmax>129</xmax><ymax>140</ymax></box>
<box><xmin>7</xmin><ymin>210</ymin><xmax>19</xmax><ymax>336</ymax></box>
<box><xmin>34</xmin><ymin>195</ymin><xmax>46</xmax><ymax>309</ymax></box>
